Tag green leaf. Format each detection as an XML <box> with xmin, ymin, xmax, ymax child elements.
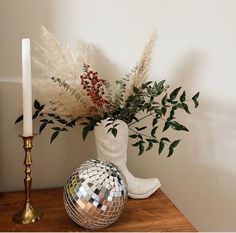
<box><xmin>82</xmin><ymin>126</ymin><xmax>90</xmax><ymax>140</ymax></box>
<box><xmin>52</xmin><ymin>127</ymin><xmax>61</xmax><ymax>130</ymax></box>
<box><xmin>139</xmin><ymin>126</ymin><xmax>147</xmax><ymax>131</ymax></box>
<box><xmin>61</xmin><ymin>128</ymin><xmax>68</xmax><ymax>131</ymax></box>
<box><xmin>182</xmin><ymin>103</ymin><xmax>191</xmax><ymax>114</ymax></box>
<box><xmin>111</xmin><ymin>128</ymin><xmax>118</xmax><ymax>137</ymax></box>
<box><xmin>131</xmin><ymin>115</ymin><xmax>139</xmax><ymax>122</ymax></box>
<box><xmin>143</xmin><ymin>103</ymin><xmax>151</xmax><ymax>110</ymax></box>
<box><xmin>170</xmin><ymin>121</ymin><xmax>189</xmax><ymax>132</ymax></box>
<box><xmin>135</xmin><ymin>126</ymin><xmax>147</xmax><ymax>131</ymax></box>
<box><xmin>193</xmin><ymin>99</ymin><xmax>199</xmax><ymax>108</ymax></box>
<box><xmin>39</xmin><ymin>122</ymin><xmax>47</xmax><ymax>134</ymax></box>
<box><xmin>107</xmin><ymin>128</ymin><xmax>113</xmax><ymax>134</ymax></box>
<box><xmin>154</xmin><ymin>109</ymin><xmax>162</xmax><ymax>117</ymax></box>
<box><xmin>137</xmin><ymin>134</ymin><xmax>143</xmax><ymax>140</ymax></box>
<box><xmin>152</xmin><ymin>118</ymin><xmax>158</xmax><ymax>127</ymax></box>
<box><xmin>158</xmin><ymin>141</ymin><xmax>165</xmax><ymax>154</ymax></box>
<box><xmin>192</xmin><ymin>92</ymin><xmax>200</xmax><ymax>108</ymax></box>
<box><xmin>170</xmin><ymin>87</ymin><xmax>181</xmax><ymax>101</ymax></box>
<box><xmin>39</xmin><ymin>104</ymin><xmax>45</xmax><ymax>111</ymax></box>
<box><xmin>150</xmin><ymin>138</ymin><xmax>158</xmax><ymax>143</ymax></box>
<box><xmin>156</xmin><ymin>80</ymin><xmax>165</xmax><ymax>90</ymax></box>
<box><xmin>67</xmin><ymin>119</ymin><xmax>78</xmax><ymax>127</ymax></box>
<box><xmin>146</xmin><ymin>142</ymin><xmax>153</xmax><ymax>151</ymax></box>
<box><xmin>161</xmin><ymin>137</ymin><xmax>171</xmax><ymax>143</ymax></box>
<box><xmin>169</xmin><ymin>109</ymin><xmax>175</xmax><ymax>119</ymax></box>
<box><xmin>129</xmin><ymin>134</ymin><xmax>138</xmax><ymax>138</ymax></box>
<box><xmin>57</xmin><ymin>119</ymin><xmax>67</xmax><ymax>124</ymax></box>
<box><xmin>192</xmin><ymin>92</ymin><xmax>200</xmax><ymax>101</ymax></box>
<box><xmin>66</xmin><ymin>122</ymin><xmax>74</xmax><ymax>127</ymax></box>
<box><xmin>161</xmin><ymin>94</ymin><xmax>167</xmax><ymax>106</ymax></box>
<box><xmin>132</xmin><ymin>141</ymin><xmax>140</xmax><ymax>147</ymax></box>
<box><xmin>151</xmin><ymin>126</ymin><xmax>158</xmax><ymax>137</ymax></box>
<box><xmin>15</xmin><ymin>115</ymin><xmax>23</xmax><ymax>124</ymax></box>
<box><xmin>180</xmin><ymin>91</ymin><xmax>186</xmax><ymax>102</ymax></box>
<box><xmin>163</xmin><ymin>121</ymin><xmax>171</xmax><ymax>132</ymax></box>
<box><xmin>34</xmin><ymin>99</ymin><xmax>41</xmax><ymax>110</ymax></box>
<box><xmin>154</xmin><ymin>81</ymin><xmax>158</xmax><ymax>90</ymax></box>
<box><xmin>138</xmin><ymin>143</ymin><xmax>145</xmax><ymax>155</ymax></box>
<box><xmin>32</xmin><ymin>110</ymin><xmax>39</xmax><ymax>119</ymax></box>
<box><xmin>144</xmin><ymin>81</ymin><xmax>153</xmax><ymax>87</ymax></box>
<box><xmin>40</xmin><ymin>119</ymin><xmax>48</xmax><ymax>123</ymax></box>
<box><xmin>167</xmin><ymin>147</ymin><xmax>174</xmax><ymax>157</ymax></box>
<box><xmin>175</xmin><ymin>103</ymin><xmax>184</xmax><ymax>109</ymax></box>
<box><xmin>161</xmin><ymin>107</ymin><xmax>167</xmax><ymax>115</ymax></box>
<box><xmin>170</xmin><ymin>100</ymin><xmax>178</xmax><ymax>104</ymax></box>
<box><xmin>50</xmin><ymin>131</ymin><xmax>59</xmax><ymax>143</ymax></box>
<box><xmin>170</xmin><ymin>139</ymin><xmax>181</xmax><ymax>148</ymax></box>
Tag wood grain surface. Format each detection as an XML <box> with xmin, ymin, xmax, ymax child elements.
<box><xmin>0</xmin><ymin>188</ymin><xmax>196</xmax><ymax>232</ymax></box>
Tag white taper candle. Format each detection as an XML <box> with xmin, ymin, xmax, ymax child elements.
<box><xmin>22</xmin><ymin>38</ymin><xmax>33</xmax><ymax>136</ymax></box>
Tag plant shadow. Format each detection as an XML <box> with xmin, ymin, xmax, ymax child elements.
<box><xmin>127</xmin><ymin>51</ymin><xmax>236</xmax><ymax>231</ymax></box>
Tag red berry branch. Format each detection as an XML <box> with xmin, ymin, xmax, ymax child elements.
<box><xmin>80</xmin><ymin>64</ymin><xmax>113</xmax><ymax>110</ymax></box>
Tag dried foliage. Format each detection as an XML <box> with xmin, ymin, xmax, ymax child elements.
<box><xmin>133</xmin><ymin>31</ymin><xmax>157</xmax><ymax>87</ymax></box>
<box><xmin>33</xmin><ymin>26</ymin><xmax>97</xmax><ymax>118</ymax></box>
<box><xmin>16</xmin><ymin>26</ymin><xmax>200</xmax><ymax>156</ymax></box>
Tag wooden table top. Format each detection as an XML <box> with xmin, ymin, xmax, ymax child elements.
<box><xmin>0</xmin><ymin>188</ymin><xmax>196</xmax><ymax>232</ymax></box>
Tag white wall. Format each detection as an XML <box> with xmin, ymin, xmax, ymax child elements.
<box><xmin>1</xmin><ymin>0</ymin><xmax>236</xmax><ymax>231</ymax></box>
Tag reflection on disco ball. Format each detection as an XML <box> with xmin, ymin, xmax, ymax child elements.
<box><xmin>63</xmin><ymin>159</ymin><xmax>128</xmax><ymax>230</ymax></box>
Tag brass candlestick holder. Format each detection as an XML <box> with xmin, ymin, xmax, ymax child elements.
<box><xmin>13</xmin><ymin>135</ymin><xmax>43</xmax><ymax>224</ymax></box>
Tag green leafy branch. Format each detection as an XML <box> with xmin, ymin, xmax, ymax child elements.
<box><xmin>15</xmin><ymin>99</ymin><xmax>79</xmax><ymax>143</ymax></box>
<box><xmin>122</xmin><ymin>81</ymin><xmax>200</xmax><ymax>156</ymax></box>
<box><xmin>128</xmin><ymin>124</ymin><xmax>181</xmax><ymax>156</ymax></box>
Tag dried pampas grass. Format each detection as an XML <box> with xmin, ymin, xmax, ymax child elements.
<box><xmin>133</xmin><ymin>31</ymin><xmax>157</xmax><ymax>87</ymax></box>
<box><xmin>119</xmin><ymin>32</ymin><xmax>157</xmax><ymax>104</ymax></box>
<box><xmin>33</xmin><ymin>26</ymin><xmax>157</xmax><ymax>117</ymax></box>
<box><xmin>33</xmin><ymin>26</ymin><xmax>98</xmax><ymax>118</ymax></box>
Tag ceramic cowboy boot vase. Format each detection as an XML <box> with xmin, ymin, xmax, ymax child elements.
<box><xmin>94</xmin><ymin>119</ymin><xmax>161</xmax><ymax>199</ymax></box>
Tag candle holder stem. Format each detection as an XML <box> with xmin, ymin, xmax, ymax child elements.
<box><xmin>13</xmin><ymin>135</ymin><xmax>43</xmax><ymax>224</ymax></box>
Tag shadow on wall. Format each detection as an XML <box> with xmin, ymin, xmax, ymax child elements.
<box><xmin>156</xmin><ymin>97</ymin><xmax>236</xmax><ymax>231</ymax></box>
<box><xmin>89</xmin><ymin>46</ymin><xmax>124</xmax><ymax>84</ymax></box>
<box><xmin>0</xmin><ymin>82</ymin><xmax>96</xmax><ymax>192</ymax></box>
<box><xmin>0</xmin><ymin>0</ymin><xmax>55</xmax><ymax>80</ymax></box>
<box><xmin>170</xmin><ymin>51</ymin><xmax>203</xmax><ymax>88</ymax></box>
<box><xmin>126</xmin><ymin>52</ymin><xmax>236</xmax><ymax>231</ymax></box>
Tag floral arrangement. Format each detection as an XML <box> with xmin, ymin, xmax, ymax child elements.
<box><xmin>16</xmin><ymin>26</ymin><xmax>199</xmax><ymax>156</ymax></box>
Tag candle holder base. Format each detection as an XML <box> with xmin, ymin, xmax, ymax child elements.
<box><xmin>13</xmin><ymin>202</ymin><xmax>43</xmax><ymax>224</ymax></box>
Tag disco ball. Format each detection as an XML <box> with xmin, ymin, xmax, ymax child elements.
<box><xmin>63</xmin><ymin>159</ymin><xmax>128</xmax><ymax>230</ymax></box>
